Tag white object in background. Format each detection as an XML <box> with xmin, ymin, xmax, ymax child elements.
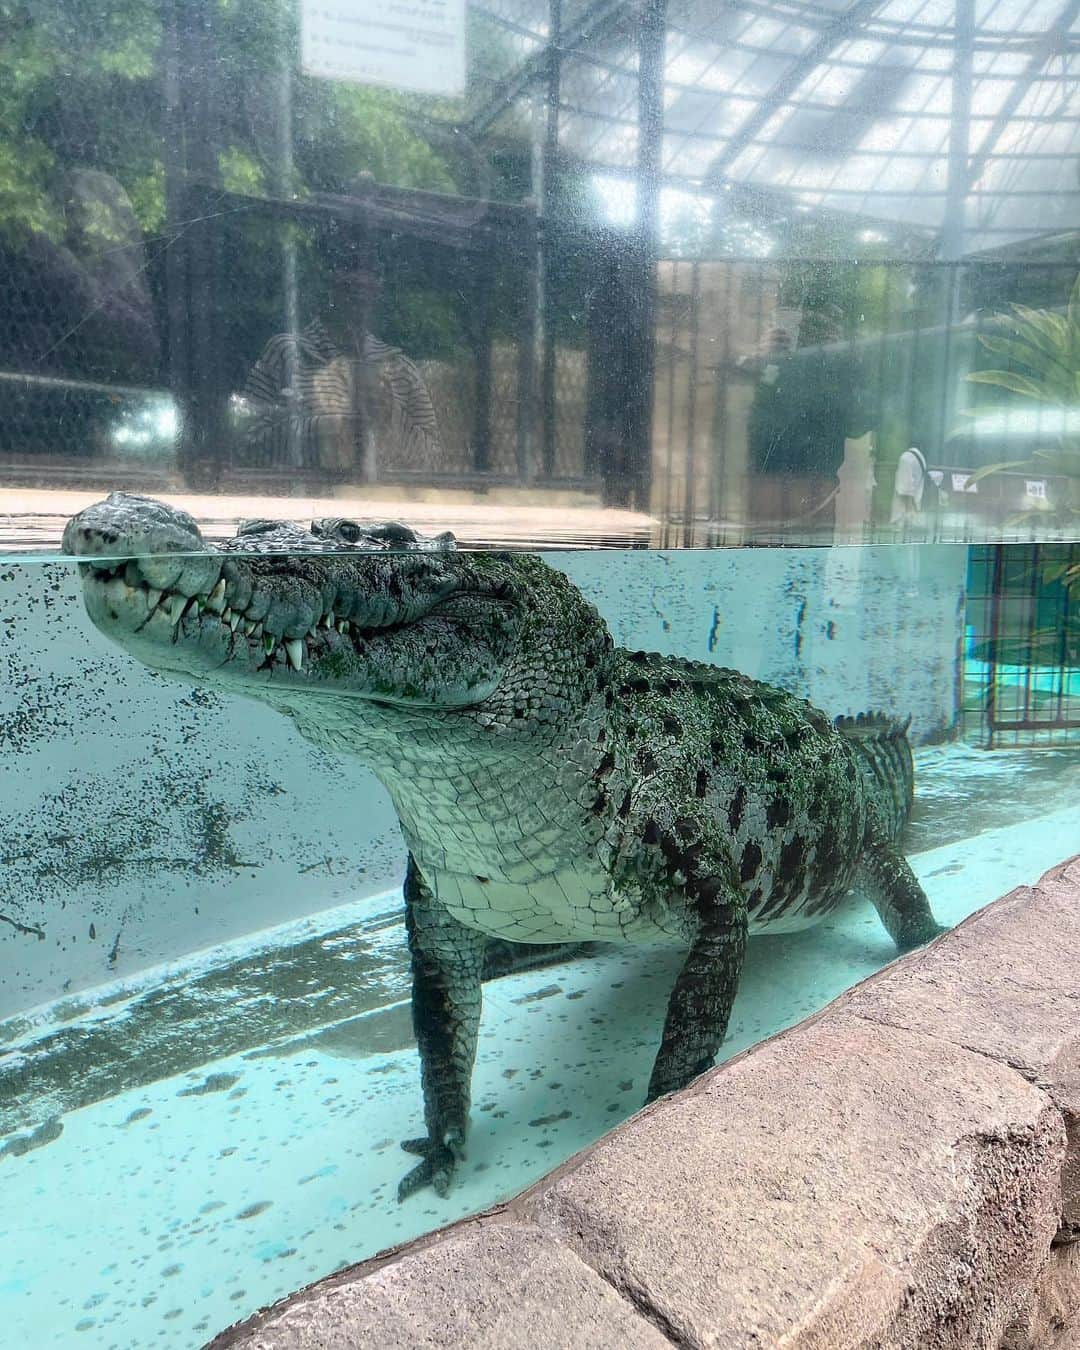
<box><xmin>890</xmin><ymin>446</ymin><xmax>927</xmax><ymax>525</ymax></box>
<box><xmin>835</xmin><ymin>430</ymin><xmax>876</xmax><ymax>538</ymax></box>
<box><xmin>1025</xmin><ymin>479</ymin><xmax>1048</xmax><ymax>500</ymax></box>
<box><xmin>301</xmin><ymin>0</ymin><xmax>466</xmax><ymax>96</ymax></box>
<box><xmin>951</xmin><ymin>472</ymin><xmax>978</xmax><ymax>494</ymax></box>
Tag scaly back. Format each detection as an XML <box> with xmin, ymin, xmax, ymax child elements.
<box><xmin>834</xmin><ymin>712</ymin><xmax>915</xmax><ymax>844</ymax></box>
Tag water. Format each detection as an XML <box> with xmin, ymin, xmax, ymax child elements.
<box><xmin>1</xmin><ymin>543</ymin><xmax>1078</xmax><ymax>1349</ymax></box>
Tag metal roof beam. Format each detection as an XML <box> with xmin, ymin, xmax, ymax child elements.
<box><xmin>466</xmin><ymin>0</ymin><xmax>636</xmax><ymax>139</ymax></box>
<box><xmin>703</xmin><ymin>0</ymin><xmax>891</xmax><ymax>187</ymax></box>
<box><xmin>964</xmin><ymin>0</ymin><xmax>1080</xmax><ymax>192</ymax></box>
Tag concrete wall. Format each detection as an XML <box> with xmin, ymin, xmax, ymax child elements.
<box><xmin>559</xmin><ymin>544</ymin><xmax>965</xmax><ymax>745</ymax></box>
<box><xmin>0</xmin><ymin>544</ymin><xmax>965</xmax><ymax>1019</ymax></box>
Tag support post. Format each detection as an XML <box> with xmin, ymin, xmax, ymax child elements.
<box><xmin>160</xmin><ymin>0</ymin><xmax>188</xmax><ymax>441</ymax></box>
<box><xmin>516</xmin><ymin>203</ymin><xmax>539</xmax><ymax>484</ymax></box>
<box><xmin>180</xmin><ymin>0</ymin><xmax>227</xmax><ymax>489</ymax></box>
<box><xmin>472</xmin><ymin>260</ymin><xmax>495</xmax><ymax>475</ymax></box>
<box><xmin>942</xmin><ymin>0</ymin><xmax>975</xmax><ymax>265</ymax></box>
<box><xmin>539</xmin><ymin>0</ymin><xmax>563</xmax><ymax>481</ymax></box>
<box><xmin>937</xmin><ymin>0</ymin><xmax>975</xmax><ymax>469</ymax></box>
<box><xmin>623</xmin><ymin>0</ymin><xmax>667</xmax><ymax>511</ymax></box>
<box><xmin>275</xmin><ymin>0</ymin><xmax>302</xmax><ymax>471</ymax></box>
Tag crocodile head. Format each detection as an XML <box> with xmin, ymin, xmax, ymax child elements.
<box><xmin>62</xmin><ymin>493</ymin><xmax>607</xmax><ymax>715</ymax></box>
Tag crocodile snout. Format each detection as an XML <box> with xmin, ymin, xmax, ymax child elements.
<box><xmin>63</xmin><ymin>493</ymin><xmax>222</xmax><ymax>599</ymax></box>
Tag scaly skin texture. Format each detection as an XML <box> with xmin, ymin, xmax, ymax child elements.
<box><xmin>63</xmin><ymin>493</ymin><xmax>946</xmax><ymax>1199</ymax></box>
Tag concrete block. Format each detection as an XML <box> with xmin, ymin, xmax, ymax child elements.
<box><xmin>1002</xmin><ymin>1242</ymin><xmax>1080</xmax><ymax>1349</ymax></box>
<box><xmin>209</xmin><ymin>1221</ymin><xmax>671</xmax><ymax>1350</ymax></box>
<box><xmin>840</xmin><ymin>855</ymin><xmax>1080</xmax><ymax>1239</ymax></box>
<box><xmin>527</xmin><ymin>1013</ymin><xmax>1065</xmax><ymax>1348</ymax></box>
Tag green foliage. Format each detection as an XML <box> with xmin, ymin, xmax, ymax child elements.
<box><xmin>379</xmin><ymin>285</ymin><xmax>466</xmax><ymax>362</ymax></box>
<box><xmin>0</xmin><ymin>140</ymin><xmax>61</xmax><ymax>242</ymax></box>
<box><xmin>0</xmin><ymin>0</ymin><xmax>164</xmax><ymax>240</ymax></box>
<box><xmin>293</xmin><ymin>81</ymin><xmax>457</xmax><ymax>195</ymax></box>
<box><xmin>126</xmin><ymin>164</ymin><xmax>166</xmax><ymax>234</ymax></box>
<box><xmin>0</xmin><ymin>0</ymin><xmax>462</xmax><ymax>245</ymax></box>
<box><xmin>1</xmin><ymin>0</ymin><xmax>503</xmax><ymax>401</ymax></box>
<box><xmin>964</xmin><ymin>273</ymin><xmax>1080</xmax><ymax>523</ymax></box>
<box><xmin>219</xmin><ymin>148</ymin><xmax>267</xmax><ymax>199</ymax></box>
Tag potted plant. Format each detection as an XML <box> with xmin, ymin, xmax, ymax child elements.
<box><xmin>963</xmin><ymin>273</ymin><xmax>1080</xmax><ymax>528</ymax></box>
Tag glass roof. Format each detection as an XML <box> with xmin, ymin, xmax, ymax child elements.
<box><xmin>467</xmin><ymin>0</ymin><xmax>1080</xmax><ymax>254</ymax></box>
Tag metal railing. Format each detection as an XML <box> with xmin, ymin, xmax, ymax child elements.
<box><xmin>963</xmin><ymin>542</ymin><xmax>1080</xmax><ymax>748</ymax></box>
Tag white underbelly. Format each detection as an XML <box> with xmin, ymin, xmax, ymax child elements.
<box><xmin>428</xmin><ymin>867</ymin><xmax>839</xmax><ymax>944</ymax></box>
<box><xmin>428</xmin><ymin>867</ymin><xmax>689</xmax><ymax>945</ymax></box>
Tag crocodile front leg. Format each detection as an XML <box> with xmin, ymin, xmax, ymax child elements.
<box><xmin>612</xmin><ymin>797</ymin><xmax>749</xmax><ymax>1104</ymax></box>
<box><xmin>399</xmin><ymin>855</ymin><xmax>487</xmax><ymax>1201</ymax></box>
<box><xmin>646</xmin><ymin>870</ymin><xmax>748</xmax><ymax>1102</ymax></box>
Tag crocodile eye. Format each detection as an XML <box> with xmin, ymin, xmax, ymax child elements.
<box><xmin>367</xmin><ymin>521</ymin><xmax>418</xmax><ymax>546</ymax></box>
<box><xmin>312</xmin><ymin>519</ymin><xmax>364</xmax><ymax>543</ymax></box>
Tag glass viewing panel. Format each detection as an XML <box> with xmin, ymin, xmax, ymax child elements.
<box><xmin>1</xmin><ymin>2</ymin><xmax>1078</xmax><ymax>1348</ymax></box>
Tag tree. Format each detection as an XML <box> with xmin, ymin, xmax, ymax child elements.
<box><xmin>965</xmin><ymin>272</ymin><xmax>1080</xmax><ymax>528</ymax></box>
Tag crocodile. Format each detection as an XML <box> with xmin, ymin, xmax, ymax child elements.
<box><xmin>63</xmin><ymin>492</ymin><xmax>946</xmax><ymax>1199</ymax></box>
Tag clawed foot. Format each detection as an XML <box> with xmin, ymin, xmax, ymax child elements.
<box><xmin>397</xmin><ymin>1133</ymin><xmax>464</xmax><ymax>1202</ymax></box>
<box><xmin>645</xmin><ymin>1052</ymin><xmax>717</xmax><ymax>1105</ymax></box>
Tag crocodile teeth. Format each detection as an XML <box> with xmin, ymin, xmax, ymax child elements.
<box><xmin>263</xmin><ymin>635</ymin><xmax>276</xmax><ymax>656</ymax></box>
<box><xmin>165</xmin><ymin>594</ymin><xmax>187</xmax><ymax>625</ymax></box>
<box><xmin>336</xmin><ymin>620</ymin><xmax>348</xmax><ymax>634</ymax></box>
<box><xmin>243</xmin><ymin>619</ymin><xmax>257</xmax><ymax>636</ymax></box>
<box><xmin>227</xmin><ymin>610</ymin><xmax>241</xmax><ymax>632</ymax></box>
<box><xmin>205</xmin><ymin>579</ymin><xmax>227</xmax><ymax>614</ymax></box>
<box><xmin>184</xmin><ymin>597</ymin><xmax>201</xmax><ymax>620</ymax></box>
<box><xmin>104</xmin><ymin>576</ymin><xmax>127</xmax><ymax>605</ymax></box>
<box><xmin>284</xmin><ymin>639</ymin><xmax>304</xmax><ymax>671</ymax></box>
<box><xmin>145</xmin><ymin>588</ymin><xmax>163</xmax><ymax>611</ymax></box>
<box><xmin>320</xmin><ymin>612</ymin><xmax>334</xmax><ymax>629</ymax></box>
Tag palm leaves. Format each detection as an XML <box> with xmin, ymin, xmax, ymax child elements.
<box><xmin>963</xmin><ymin>274</ymin><xmax>1080</xmax><ymax>522</ymax></box>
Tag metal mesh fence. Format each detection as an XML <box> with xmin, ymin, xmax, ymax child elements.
<box><xmin>1</xmin><ymin>0</ymin><xmax>1077</xmax><ymax>532</ymax></box>
<box><xmin>0</xmin><ymin>168</ymin><xmax>175</xmax><ymax>480</ymax></box>
<box><xmin>0</xmin><ymin>0</ymin><xmax>604</xmax><ymax>499</ymax></box>
<box><xmin>962</xmin><ymin>543</ymin><xmax>1080</xmax><ymax>748</ymax></box>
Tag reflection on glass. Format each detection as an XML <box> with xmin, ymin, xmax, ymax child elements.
<box><xmin>0</xmin><ymin>0</ymin><xmax>1077</xmax><ymax>547</ymax></box>
<box><xmin>240</xmin><ymin>262</ymin><xmax>444</xmax><ymax>480</ymax></box>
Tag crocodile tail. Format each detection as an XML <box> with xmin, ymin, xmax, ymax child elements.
<box><xmin>834</xmin><ymin>712</ymin><xmax>915</xmax><ymax>843</ymax></box>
